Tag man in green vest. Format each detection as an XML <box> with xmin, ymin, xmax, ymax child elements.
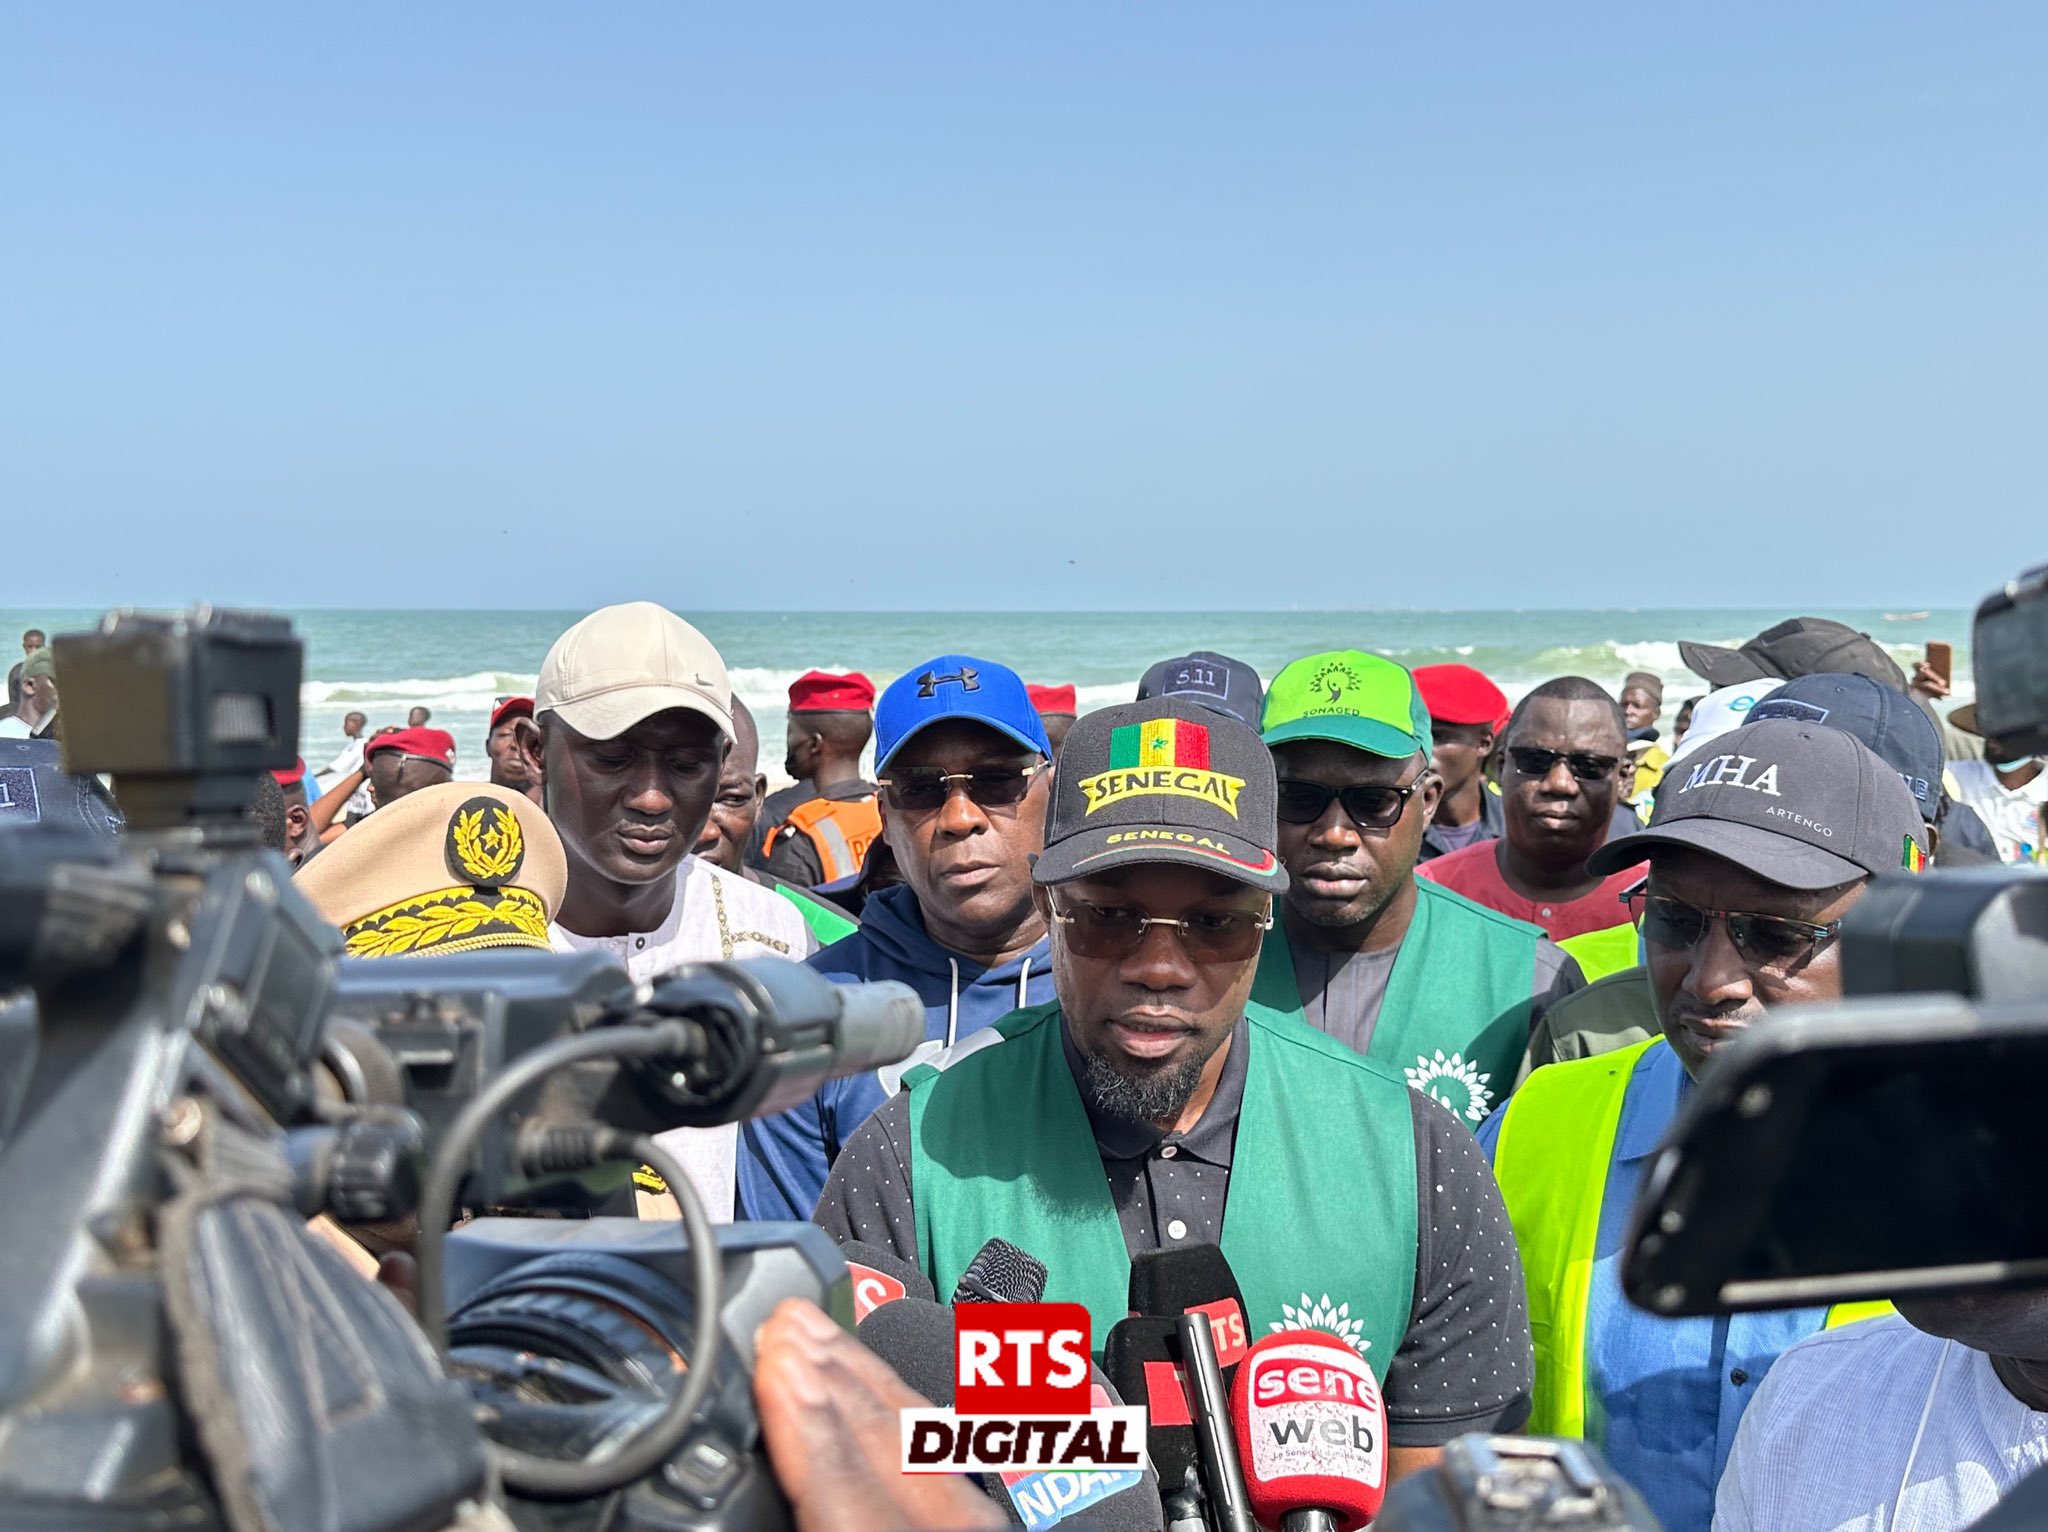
<box><xmin>1251</xmin><ymin>650</ymin><xmax>1587</xmax><ymax>1128</ymax></box>
<box><xmin>1477</xmin><ymin>717</ymin><xmax>1927</xmax><ymax>1532</ymax></box>
<box><xmin>814</xmin><ymin>696</ymin><xmax>1534</xmax><ymax>1484</ymax></box>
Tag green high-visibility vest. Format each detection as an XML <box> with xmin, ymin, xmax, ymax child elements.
<box><xmin>772</xmin><ymin>883</ymin><xmax>857</xmax><ymax>946</ymax></box>
<box><xmin>1491</xmin><ymin>1038</ymin><xmax>1890</xmax><ymax>1437</ymax></box>
<box><xmin>1250</xmin><ymin>877</ymin><xmax>1541</xmax><ymax>1128</ymax></box>
<box><xmin>905</xmin><ymin>1002</ymin><xmax>1418</xmax><ymax>1365</ymax></box>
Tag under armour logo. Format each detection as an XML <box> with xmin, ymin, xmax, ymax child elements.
<box><xmin>917</xmin><ymin>667</ymin><xmax>981</xmax><ymax>697</ymax></box>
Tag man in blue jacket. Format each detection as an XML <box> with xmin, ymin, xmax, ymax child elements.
<box><xmin>740</xmin><ymin>655</ymin><xmax>1058</xmax><ymax>1219</ymax></box>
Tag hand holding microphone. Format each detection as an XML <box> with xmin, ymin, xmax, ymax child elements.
<box><xmin>753</xmin><ymin>1298</ymin><xmax>1004</xmax><ymax>1532</ymax></box>
<box><xmin>850</xmin><ymin>1237</ymin><xmax>1164</xmax><ymax>1531</ymax></box>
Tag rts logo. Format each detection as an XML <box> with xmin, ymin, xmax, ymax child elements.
<box><xmin>954</xmin><ymin>1302</ymin><xmax>1093</xmax><ymax>1414</ymax></box>
<box><xmin>900</xmin><ymin>1303</ymin><xmax>1147</xmax><ymax>1489</ymax></box>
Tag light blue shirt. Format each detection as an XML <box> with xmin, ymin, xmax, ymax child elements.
<box><xmin>1481</xmin><ymin>1040</ymin><xmax>1835</xmax><ymax>1532</ymax></box>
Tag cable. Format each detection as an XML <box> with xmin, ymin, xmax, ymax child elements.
<box><xmin>414</xmin><ymin>1020</ymin><xmax>688</xmax><ymax>1354</ymax></box>
<box><xmin>1883</xmin><ymin>1335</ymin><xmax>1953</xmax><ymax>1532</ymax></box>
<box><xmin>411</xmin><ymin>1021</ymin><xmax>726</xmax><ymax>1497</ymax></box>
<box><xmin>492</xmin><ymin>1131</ymin><xmax>722</xmax><ymax>1498</ymax></box>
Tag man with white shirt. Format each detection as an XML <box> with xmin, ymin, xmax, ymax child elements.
<box><xmin>1715</xmin><ymin>1293</ymin><xmax>2048</xmax><ymax>1531</ymax></box>
<box><xmin>517</xmin><ymin>601</ymin><xmax>814</xmax><ymax>1222</ymax></box>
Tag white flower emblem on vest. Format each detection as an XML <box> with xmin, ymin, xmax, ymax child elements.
<box><xmin>1271</xmin><ymin>1293</ymin><xmax>1370</xmax><ymax>1356</ymax></box>
<box><xmin>1404</xmin><ymin>1049</ymin><xmax>1495</xmax><ymax>1124</ymax></box>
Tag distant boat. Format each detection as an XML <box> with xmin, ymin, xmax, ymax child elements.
<box><xmin>1884</xmin><ymin>611</ymin><xmax>1931</xmax><ymax>622</ymax></box>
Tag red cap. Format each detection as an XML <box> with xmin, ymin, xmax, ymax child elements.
<box><xmin>788</xmin><ymin>670</ymin><xmax>876</xmax><ymax>713</ymax></box>
<box><xmin>490</xmin><ymin>695</ymin><xmax>534</xmax><ymax>732</ymax></box>
<box><xmin>269</xmin><ymin>757</ymin><xmax>309</xmax><ymax>788</ymax></box>
<box><xmin>1026</xmin><ymin>683</ymin><xmax>1077</xmax><ymax>716</ymax></box>
<box><xmin>1412</xmin><ymin>664</ymin><xmax>1510</xmax><ymax>731</ymax></box>
<box><xmin>365</xmin><ymin>727</ymin><xmax>457</xmax><ymax>767</ymax></box>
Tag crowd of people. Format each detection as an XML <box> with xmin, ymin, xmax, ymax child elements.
<box><xmin>12</xmin><ymin>603</ymin><xmax>2046</xmax><ymax>1531</ymax></box>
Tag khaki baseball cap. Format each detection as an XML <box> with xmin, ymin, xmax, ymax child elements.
<box><xmin>535</xmin><ymin>602</ymin><xmax>733</xmax><ymax>742</ymax></box>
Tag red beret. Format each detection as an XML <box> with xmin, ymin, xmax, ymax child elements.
<box><xmin>270</xmin><ymin>757</ymin><xmax>309</xmax><ymax>788</ymax></box>
<box><xmin>788</xmin><ymin>670</ymin><xmax>876</xmax><ymax>713</ymax></box>
<box><xmin>1412</xmin><ymin>664</ymin><xmax>1509</xmax><ymax>730</ymax></box>
<box><xmin>490</xmin><ymin>695</ymin><xmax>534</xmax><ymax>732</ymax></box>
<box><xmin>1026</xmin><ymin>683</ymin><xmax>1077</xmax><ymax>717</ymax></box>
<box><xmin>366</xmin><ymin>727</ymin><xmax>457</xmax><ymax>767</ymax></box>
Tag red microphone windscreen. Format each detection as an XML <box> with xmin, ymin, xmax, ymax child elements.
<box><xmin>1230</xmin><ymin>1328</ymin><xmax>1386</xmax><ymax>1532</ymax></box>
<box><xmin>839</xmin><ymin>1240</ymin><xmax>935</xmax><ymax>1322</ymax></box>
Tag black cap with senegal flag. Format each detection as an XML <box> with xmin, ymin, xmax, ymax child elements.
<box><xmin>1031</xmin><ymin>698</ymin><xmax>1286</xmax><ymax>891</ymax></box>
<box><xmin>1261</xmin><ymin>649</ymin><xmax>1433</xmax><ymax>759</ymax></box>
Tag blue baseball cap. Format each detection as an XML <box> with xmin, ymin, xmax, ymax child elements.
<box><xmin>1749</xmin><ymin>672</ymin><xmax>1944</xmax><ymax>824</ymax></box>
<box><xmin>874</xmin><ymin>656</ymin><xmax>1051</xmax><ymax>769</ymax></box>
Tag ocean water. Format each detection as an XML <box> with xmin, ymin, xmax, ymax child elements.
<box><xmin>4</xmin><ymin>606</ymin><xmax>1972</xmax><ymax>786</ymax></box>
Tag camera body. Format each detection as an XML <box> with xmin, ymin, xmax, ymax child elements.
<box><xmin>442</xmin><ymin>1219</ymin><xmax>852</xmax><ymax>1532</ymax></box>
<box><xmin>0</xmin><ymin>609</ymin><xmax>921</xmax><ymax>1532</ymax></box>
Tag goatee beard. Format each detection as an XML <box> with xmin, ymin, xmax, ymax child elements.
<box><xmin>1080</xmin><ymin>1045</ymin><xmax>1208</xmax><ymax>1129</ymax></box>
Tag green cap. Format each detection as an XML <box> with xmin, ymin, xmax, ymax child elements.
<box><xmin>1261</xmin><ymin>650</ymin><xmax>1432</xmax><ymax>759</ymax></box>
<box><xmin>20</xmin><ymin>648</ymin><xmax>55</xmax><ymax>684</ymax></box>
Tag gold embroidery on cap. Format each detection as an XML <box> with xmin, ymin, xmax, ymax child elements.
<box><xmin>448</xmin><ymin>800</ymin><xmax>525</xmax><ymax>888</ymax></box>
<box><xmin>344</xmin><ymin>885</ymin><xmax>550</xmax><ymax>958</ymax></box>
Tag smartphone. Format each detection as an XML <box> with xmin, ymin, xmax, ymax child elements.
<box><xmin>1925</xmin><ymin>640</ymin><xmax>1953</xmax><ymax>688</ymax></box>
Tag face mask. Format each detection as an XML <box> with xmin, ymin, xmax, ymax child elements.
<box><xmin>1994</xmin><ymin>758</ymin><xmax>2040</xmax><ymax>773</ymax></box>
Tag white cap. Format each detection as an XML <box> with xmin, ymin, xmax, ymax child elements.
<box><xmin>535</xmin><ymin>602</ymin><xmax>733</xmax><ymax>742</ymax></box>
<box><xmin>1668</xmin><ymin>679</ymin><xmax>1783</xmax><ymax>766</ymax></box>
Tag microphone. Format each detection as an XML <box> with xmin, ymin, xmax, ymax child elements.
<box><xmin>1103</xmin><ymin>1315</ymin><xmax>1206</xmax><ymax>1532</ymax></box>
<box><xmin>1229</xmin><ymin>1329</ymin><xmax>1386</xmax><ymax>1532</ymax></box>
<box><xmin>856</xmin><ymin>1294</ymin><xmax>959</xmax><ymax>1407</ymax></box>
<box><xmin>858</xmin><ymin>1297</ymin><xmax>1164</xmax><ymax>1530</ymax></box>
<box><xmin>1128</xmin><ymin>1244</ymin><xmax>1251</xmax><ymax>1379</ymax></box>
<box><xmin>1178</xmin><ymin>1311</ymin><xmax>1254</xmax><ymax>1532</ymax></box>
<box><xmin>840</xmin><ymin>1239</ymin><xmax>936</xmax><ymax>1323</ymax></box>
<box><xmin>952</xmin><ymin>1237</ymin><xmax>1049</xmax><ymax>1306</ymax></box>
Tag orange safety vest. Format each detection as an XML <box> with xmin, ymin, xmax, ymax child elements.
<box><xmin>764</xmin><ymin>793</ymin><xmax>882</xmax><ymax>883</ymax></box>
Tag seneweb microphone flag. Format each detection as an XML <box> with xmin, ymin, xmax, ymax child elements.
<box><xmin>1230</xmin><ymin>1329</ymin><xmax>1385</xmax><ymax>1532</ymax></box>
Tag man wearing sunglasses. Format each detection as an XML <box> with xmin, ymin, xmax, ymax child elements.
<box><xmin>813</xmin><ymin>698</ymin><xmax>1535</xmax><ymax>1481</ymax></box>
<box><xmin>740</xmin><ymin>656</ymin><xmax>1059</xmax><ymax>1221</ymax></box>
<box><xmin>1420</xmin><ymin>676</ymin><xmax>1645</xmax><ymax>982</ymax></box>
<box><xmin>1247</xmin><ymin>650</ymin><xmax>1585</xmax><ymax>1130</ymax></box>
<box><xmin>1478</xmin><ymin>718</ymin><xmax>1928</xmax><ymax>1532</ymax></box>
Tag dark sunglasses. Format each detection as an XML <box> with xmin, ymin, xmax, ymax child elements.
<box><xmin>877</xmin><ymin>761</ymin><xmax>1046</xmax><ymax>814</ymax></box>
<box><xmin>1048</xmin><ymin>894</ymin><xmax>1272</xmax><ymax>962</ymax></box>
<box><xmin>1274</xmin><ymin>777</ymin><xmax>1430</xmax><ymax>829</ymax></box>
<box><xmin>1624</xmin><ymin>889</ymin><xmax>1842</xmax><ymax>973</ymax></box>
<box><xmin>1508</xmin><ymin>747</ymin><xmax>1621</xmax><ymax>783</ymax></box>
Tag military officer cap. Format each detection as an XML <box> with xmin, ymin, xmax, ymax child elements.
<box><xmin>295</xmin><ymin>782</ymin><xmax>566</xmax><ymax>957</ymax></box>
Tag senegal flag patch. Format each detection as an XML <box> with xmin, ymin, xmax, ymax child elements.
<box><xmin>1078</xmin><ymin>719</ymin><xmax>1245</xmax><ymax>818</ymax></box>
<box><xmin>1903</xmin><ymin>836</ymin><xmax>1926</xmax><ymax>873</ymax></box>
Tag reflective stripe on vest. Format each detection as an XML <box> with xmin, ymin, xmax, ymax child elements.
<box><xmin>772</xmin><ymin>794</ymin><xmax>882</xmax><ymax>883</ymax></box>
<box><xmin>1493</xmin><ymin>1038</ymin><xmax>1890</xmax><ymax>1438</ymax></box>
<box><xmin>1556</xmin><ymin>921</ymin><xmax>1642</xmax><ymax>984</ymax></box>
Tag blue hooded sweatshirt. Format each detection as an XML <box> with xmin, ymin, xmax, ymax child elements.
<box><xmin>738</xmin><ymin>883</ymin><xmax>1054</xmax><ymax>1222</ymax></box>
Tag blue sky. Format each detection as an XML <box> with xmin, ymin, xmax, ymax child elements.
<box><xmin>3</xmin><ymin>5</ymin><xmax>2041</xmax><ymax>611</ymax></box>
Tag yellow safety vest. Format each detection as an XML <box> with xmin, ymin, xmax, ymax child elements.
<box><xmin>1556</xmin><ymin>922</ymin><xmax>1642</xmax><ymax>984</ymax></box>
<box><xmin>1492</xmin><ymin>1038</ymin><xmax>1890</xmax><ymax>1437</ymax></box>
